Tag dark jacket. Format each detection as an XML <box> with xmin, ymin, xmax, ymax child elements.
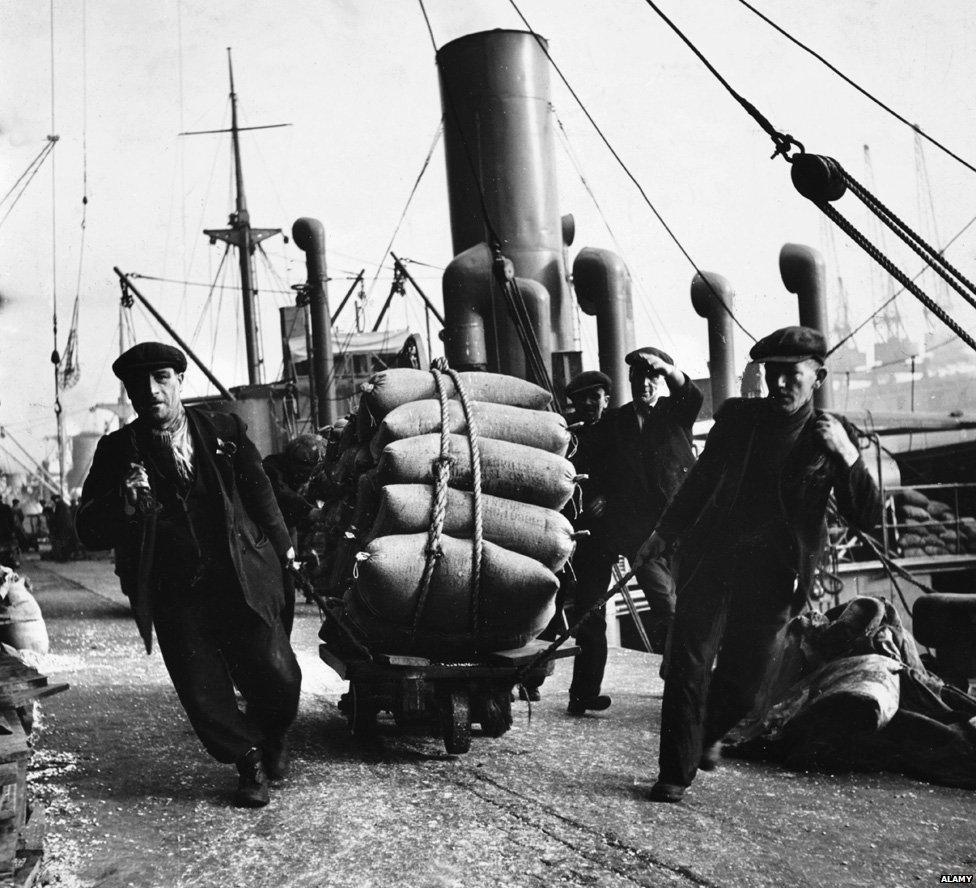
<box><xmin>262</xmin><ymin>453</ymin><xmax>316</xmax><ymax>531</ymax></box>
<box><xmin>581</xmin><ymin>376</ymin><xmax>703</xmax><ymax>553</ymax></box>
<box><xmin>76</xmin><ymin>407</ymin><xmax>291</xmax><ymax>652</ymax></box>
<box><xmin>656</xmin><ymin>397</ymin><xmax>882</xmax><ymax>602</ymax></box>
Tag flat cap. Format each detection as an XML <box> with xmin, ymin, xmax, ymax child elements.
<box><xmin>626</xmin><ymin>346</ymin><xmax>673</xmax><ymax>369</ymax></box>
<box><xmin>284</xmin><ymin>433</ymin><xmax>327</xmax><ymax>467</ymax></box>
<box><xmin>749</xmin><ymin>325</ymin><xmax>827</xmax><ymax>364</ymax></box>
<box><xmin>112</xmin><ymin>341</ymin><xmax>187</xmax><ymax>379</ymax></box>
<box><xmin>566</xmin><ymin>370</ymin><xmax>612</xmax><ymax>398</ymax></box>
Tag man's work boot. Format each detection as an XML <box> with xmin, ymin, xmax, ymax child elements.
<box><xmin>647</xmin><ymin>780</ymin><xmax>685</xmax><ymax>803</ymax></box>
<box><xmin>567</xmin><ymin>695</ymin><xmax>611</xmax><ymax>716</ymax></box>
<box><xmin>647</xmin><ymin>780</ymin><xmax>688</xmax><ymax>805</ymax></box>
<box><xmin>234</xmin><ymin>747</ymin><xmax>270</xmax><ymax>808</ymax></box>
<box><xmin>699</xmin><ymin>741</ymin><xmax>722</xmax><ymax>772</ymax></box>
<box><xmin>263</xmin><ymin>737</ymin><xmax>290</xmax><ymax>782</ymax></box>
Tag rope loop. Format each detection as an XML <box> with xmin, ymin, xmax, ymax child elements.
<box><xmin>771</xmin><ymin>132</ymin><xmax>805</xmax><ymax>162</ymax></box>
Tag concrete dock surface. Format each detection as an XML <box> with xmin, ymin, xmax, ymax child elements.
<box><xmin>21</xmin><ymin>556</ymin><xmax>975</xmax><ymax>888</ymax></box>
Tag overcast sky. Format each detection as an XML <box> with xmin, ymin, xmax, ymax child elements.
<box><xmin>3</xmin><ymin>0</ymin><xmax>976</xmax><ymax>467</ymax></box>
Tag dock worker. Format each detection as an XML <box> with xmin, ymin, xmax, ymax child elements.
<box><xmin>560</xmin><ymin>370</ymin><xmax>616</xmax><ymax>715</ymax></box>
<box><xmin>75</xmin><ymin>342</ymin><xmax>301</xmax><ymax>809</ymax></box>
<box><xmin>580</xmin><ymin>348</ymin><xmax>703</xmax><ymax>668</ymax></box>
<box><xmin>637</xmin><ymin>326</ymin><xmax>881</xmax><ymax>803</ymax></box>
<box><xmin>263</xmin><ymin>433</ymin><xmax>330</xmax><ymax>634</ymax></box>
<box><xmin>519</xmin><ymin>370</ymin><xmax>613</xmax><ymax>707</ymax></box>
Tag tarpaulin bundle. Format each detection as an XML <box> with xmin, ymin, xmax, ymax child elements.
<box><xmin>727</xmin><ymin>597</ymin><xmax>976</xmax><ymax>789</ymax></box>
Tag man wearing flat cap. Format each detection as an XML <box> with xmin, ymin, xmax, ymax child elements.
<box><xmin>573</xmin><ymin>348</ymin><xmax>703</xmax><ymax>714</ymax></box>
<box><xmin>75</xmin><ymin>342</ymin><xmax>301</xmax><ymax>808</ymax></box>
<box><xmin>636</xmin><ymin>325</ymin><xmax>881</xmax><ymax>803</ymax></box>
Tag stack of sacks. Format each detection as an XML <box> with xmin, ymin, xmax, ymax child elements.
<box><xmin>342</xmin><ymin>368</ymin><xmax>578</xmax><ymax>659</ymax></box>
<box><xmin>894</xmin><ymin>489</ymin><xmax>976</xmax><ymax>557</ymax></box>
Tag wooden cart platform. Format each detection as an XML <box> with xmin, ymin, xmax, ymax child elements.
<box><xmin>319</xmin><ymin>639</ymin><xmax>577</xmax><ymax>754</ymax></box>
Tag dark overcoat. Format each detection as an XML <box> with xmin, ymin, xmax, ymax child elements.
<box><xmin>581</xmin><ymin>377</ymin><xmax>703</xmax><ymax>554</ymax></box>
<box><xmin>76</xmin><ymin>407</ymin><xmax>291</xmax><ymax>652</ymax></box>
<box><xmin>655</xmin><ymin>397</ymin><xmax>882</xmax><ymax>602</ymax></box>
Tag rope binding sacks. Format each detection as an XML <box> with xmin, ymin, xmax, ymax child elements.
<box><xmin>411</xmin><ymin>358</ymin><xmax>485</xmax><ymax>637</ymax></box>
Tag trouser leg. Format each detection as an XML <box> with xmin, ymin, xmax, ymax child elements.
<box><xmin>628</xmin><ymin>550</ymin><xmax>676</xmax><ymax>654</ymax></box>
<box><xmin>702</xmin><ymin>580</ymin><xmax>793</xmax><ymax>748</ymax></box>
<box><xmin>568</xmin><ymin>542</ymin><xmax>613</xmax><ymax>702</ymax></box>
<box><xmin>151</xmin><ymin>585</ymin><xmax>264</xmax><ymax>764</ymax></box>
<box><xmin>280</xmin><ymin>572</ymin><xmax>296</xmax><ymax>637</ymax></box>
<box><xmin>657</xmin><ymin>566</ymin><xmax>730</xmax><ymax>787</ymax></box>
<box><xmin>216</xmin><ymin>593</ymin><xmax>302</xmax><ymax>744</ymax></box>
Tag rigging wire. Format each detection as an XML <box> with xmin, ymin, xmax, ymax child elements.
<box><xmin>189</xmin><ymin>245</ymin><xmax>231</xmax><ymax>347</ymax></box>
<box><xmin>49</xmin><ymin>0</ymin><xmax>64</xmax><ymax>496</ymax></box>
<box><xmin>0</xmin><ymin>141</ymin><xmax>57</xmax><ymax>229</ymax></box>
<box><xmin>176</xmin><ymin>0</ymin><xmax>188</xmax><ymax>320</ymax></box>
<box><xmin>507</xmin><ymin>0</ymin><xmax>757</xmax><ymax>342</ymax></box>
<box><xmin>551</xmin><ymin>106</ymin><xmax>674</xmax><ymax>351</ymax></box>
<box><xmin>0</xmin><ymin>144</ymin><xmax>49</xmax><ymax>207</ymax></box>
<box><xmin>416</xmin><ymin>0</ymin><xmax>437</xmax><ymax>49</ymax></box>
<box><xmin>60</xmin><ymin>0</ymin><xmax>88</xmax><ymax>392</ymax></box>
<box><xmin>362</xmin><ymin>120</ymin><xmax>443</xmax><ymax>307</ymax></box>
<box><xmin>733</xmin><ymin>0</ymin><xmax>976</xmax><ymax>179</ymax></box>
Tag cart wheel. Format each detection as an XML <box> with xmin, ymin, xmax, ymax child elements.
<box><xmin>440</xmin><ymin>689</ymin><xmax>471</xmax><ymax>754</ymax></box>
<box><xmin>479</xmin><ymin>689</ymin><xmax>513</xmax><ymax>738</ymax></box>
<box><xmin>347</xmin><ymin>682</ymin><xmax>377</xmax><ymax>737</ymax></box>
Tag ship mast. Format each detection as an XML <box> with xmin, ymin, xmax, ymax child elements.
<box><xmin>184</xmin><ymin>48</ymin><xmax>290</xmax><ymax>386</ymax></box>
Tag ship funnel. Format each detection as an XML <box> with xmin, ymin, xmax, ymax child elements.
<box><xmin>690</xmin><ymin>272</ymin><xmax>736</xmax><ymax>411</ymax></box>
<box><xmin>572</xmin><ymin>248</ymin><xmax>636</xmax><ymax>408</ymax></box>
<box><xmin>779</xmin><ymin>242</ymin><xmax>831</xmax><ymax>409</ymax></box>
<box><xmin>437</xmin><ymin>30</ymin><xmax>576</xmax><ymax>378</ymax></box>
<box><xmin>292</xmin><ymin>217</ymin><xmax>336</xmax><ymax>426</ymax></box>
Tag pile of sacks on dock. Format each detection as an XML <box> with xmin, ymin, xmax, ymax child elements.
<box><xmin>893</xmin><ymin>488</ymin><xmax>976</xmax><ymax>557</ymax></box>
<box><xmin>318</xmin><ymin>367</ymin><xmax>579</xmax><ymax>659</ymax></box>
